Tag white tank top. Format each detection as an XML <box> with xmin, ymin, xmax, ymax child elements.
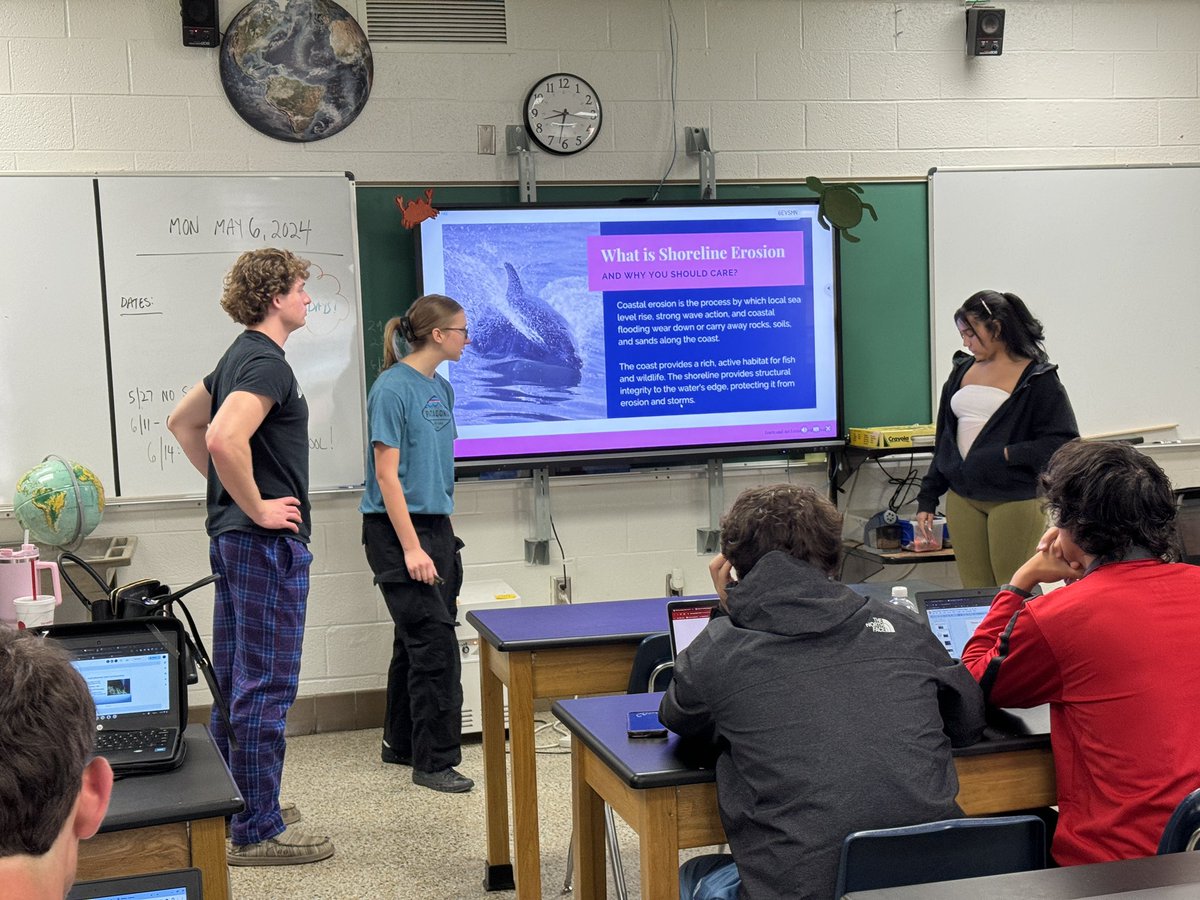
<box><xmin>952</xmin><ymin>384</ymin><xmax>1009</xmax><ymax>458</ymax></box>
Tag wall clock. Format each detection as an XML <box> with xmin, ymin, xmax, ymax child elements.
<box><xmin>522</xmin><ymin>73</ymin><xmax>603</xmax><ymax>155</ymax></box>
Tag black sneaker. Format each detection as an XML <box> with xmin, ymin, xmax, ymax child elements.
<box><xmin>413</xmin><ymin>767</ymin><xmax>474</xmax><ymax>793</ymax></box>
<box><xmin>381</xmin><ymin>743</ymin><xmax>412</xmax><ymax>766</ymax></box>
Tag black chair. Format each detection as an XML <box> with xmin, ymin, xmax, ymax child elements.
<box><xmin>833</xmin><ymin>815</ymin><xmax>1046</xmax><ymax>898</ymax></box>
<box><xmin>1158</xmin><ymin>788</ymin><xmax>1200</xmax><ymax>853</ymax></box>
<box><xmin>564</xmin><ymin>634</ymin><xmax>674</xmax><ymax>899</ymax></box>
<box><xmin>627</xmin><ymin>631</ymin><xmax>673</xmax><ymax>693</ymax></box>
<box><xmin>1175</xmin><ymin>489</ymin><xmax>1200</xmax><ymax>565</ymax></box>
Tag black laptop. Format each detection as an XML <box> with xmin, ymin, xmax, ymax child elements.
<box><xmin>46</xmin><ymin>618</ymin><xmax>189</xmax><ymax>775</ymax></box>
<box><xmin>913</xmin><ymin>587</ymin><xmax>999</xmax><ymax>660</ymax></box>
<box><xmin>68</xmin><ymin>867</ymin><xmax>203</xmax><ymax>900</ymax></box>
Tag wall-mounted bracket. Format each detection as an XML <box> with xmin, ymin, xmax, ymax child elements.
<box><xmin>685</xmin><ymin>126</ymin><xmax>717</xmax><ymax>200</ymax></box>
<box><xmin>524</xmin><ymin>466</ymin><xmax>551</xmax><ymax>565</ymax></box>
<box><xmin>696</xmin><ymin>458</ymin><xmax>724</xmax><ymax>554</ymax></box>
<box><xmin>506</xmin><ymin>125</ymin><xmax>538</xmax><ymax>203</ymax></box>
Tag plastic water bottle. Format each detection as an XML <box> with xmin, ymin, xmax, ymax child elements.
<box><xmin>888</xmin><ymin>585</ymin><xmax>918</xmax><ymax>615</ymax></box>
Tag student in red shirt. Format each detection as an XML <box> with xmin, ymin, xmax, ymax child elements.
<box><xmin>962</xmin><ymin>440</ymin><xmax>1200</xmax><ymax>865</ymax></box>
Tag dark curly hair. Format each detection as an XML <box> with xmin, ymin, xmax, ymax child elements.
<box><xmin>720</xmin><ymin>483</ymin><xmax>843</xmax><ymax>578</ymax></box>
<box><xmin>1041</xmin><ymin>440</ymin><xmax>1179</xmax><ymax>561</ymax></box>
<box><xmin>955</xmin><ymin>290</ymin><xmax>1048</xmax><ymax>363</ymax></box>
<box><xmin>220</xmin><ymin>248</ymin><xmax>310</xmax><ymax>326</ymax></box>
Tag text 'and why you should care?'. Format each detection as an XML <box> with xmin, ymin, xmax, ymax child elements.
<box><xmin>593</xmin><ymin>229</ymin><xmax>817</xmax><ymax>418</ymax></box>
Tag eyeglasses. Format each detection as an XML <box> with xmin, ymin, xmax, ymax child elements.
<box><xmin>439</xmin><ymin>326</ymin><xmax>469</xmax><ymax>339</ymax></box>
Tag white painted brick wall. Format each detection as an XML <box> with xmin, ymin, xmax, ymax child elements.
<box><xmin>5</xmin><ymin>0</ymin><xmax>1200</xmax><ymax>700</ymax></box>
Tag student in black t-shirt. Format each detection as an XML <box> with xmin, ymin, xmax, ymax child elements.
<box><xmin>168</xmin><ymin>248</ymin><xmax>333</xmax><ymax>866</ymax></box>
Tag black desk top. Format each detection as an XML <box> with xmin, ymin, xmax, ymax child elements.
<box><xmin>842</xmin><ymin>850</ymin><xmax>1200</xmax><ymax>899</ymax></box>
<box><xmin>101</xmin><ymin>724</ymin><xmax>243</xmax><ymax>832</ymax></box>
<box><xmin>552</xmin><ymin>693</ymin><xmax>1049</xmax><ymax>791</ymax></box>
<box><xmin>466</xmin><ymin>581</ymin><xmax>946</xmax><ymax>652</ymax></box>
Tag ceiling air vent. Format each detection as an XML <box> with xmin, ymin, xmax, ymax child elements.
<box><xmin>365</xmin><ymin>0</ymin><xmax>507</xmax><ymax>43</ymax></box>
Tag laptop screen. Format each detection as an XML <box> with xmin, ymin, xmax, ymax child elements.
<box><xmin>71</xmin><ymin>642</ymin><xmax>172</xmax><ymax>723</ymax></box>
<box><xmin>68</xmin><ymin>867</ymin><xmax>202</xmax><ymax>900</ymax></box>
<box><xmin>51</xmin><ymin>622</ymin><xmax>182</xmax><ymax>731</ymax></box>
<box><xmin>667</xmin><ymin>599</ymin><xmax>717</xmax><ymax>659</ymax></box>
<box><xmin>914</xmin><ymin>587</ymin><xmax>998</xmax><ymax>660</ymax></box>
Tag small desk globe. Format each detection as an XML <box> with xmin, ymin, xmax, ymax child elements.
<box><xmin>13</xmin><ymin>457</ymin><xmax>106</xmax><ymax>549</ymax></box>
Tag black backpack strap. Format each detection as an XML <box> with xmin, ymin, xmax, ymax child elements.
<box><xmin>57</xmin><ymin>550</ymin><xmax>113</xmax><ymax>615</ymax></box>
<box><xmin>170</xmin><ymin>597</ymin><xmax>238</xmax><ymax>752</ymax></box>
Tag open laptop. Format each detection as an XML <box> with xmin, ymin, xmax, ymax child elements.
<box><xmin>68</xmin><ymin>867</ymin><xmax>203</xmax><ymax>900</ymax></box>
<box><xmin>45</xmin><ymin>618</ymin><xmax>189</xmax><ymax>775</ymax></box>
<box><xmin>914</xmin><ymin>587</ymin><xmax>999</xmax><ymax>660</ymax></box>
<box><xmin>667</xmin><ymin>598</ymin><xmax>718</xmax><ymax>659</ymax></box>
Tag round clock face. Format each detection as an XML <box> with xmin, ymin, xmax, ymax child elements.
<box><xmin>523</xmin><ymin>73</ymin><xmax>602</xmax><ymax>155</ymax></box>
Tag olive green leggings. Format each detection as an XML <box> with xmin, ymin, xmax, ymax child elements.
<box><xmin>945</xmin><ymin>492</ymin><xmax>1049</xmax><ymax>588</ymax></box>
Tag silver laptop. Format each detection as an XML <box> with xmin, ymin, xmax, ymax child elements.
<box><xmin>46</xmin><ymin>618</ymin><xmax>188</xmax><ymax>774</ymax></box>
<box><xmin>667</xmin><ymin>598</ymin><xmax>717</xmax><ymax>659</ymax></box>
<box><xmin>914</xmin><ymin>587</ymin><xmax>999</xmax><ymax>660</ymax></box>
<box><xmin>68</xmin><ymin>867</ymin><xmax>203</xmax><ymax>900</ymax></box>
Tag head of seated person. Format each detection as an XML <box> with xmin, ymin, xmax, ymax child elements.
<box><xmin>718</xmin><ymin>482</ymin><xmax>842</xmax><ymax>596</ymax></box>
<box><xmin>0</xmin><ymin>628</ymin><xmax>114</xmax><ymax>900</ymax></box>
<box><xmin>1042</xmin><ymin>440</ymin><xmax>1178</xmax><ymax>568</ymax></box>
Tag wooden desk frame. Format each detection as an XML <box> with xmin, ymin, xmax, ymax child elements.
<box><xmin>570</xmin><ymin>739</ymin><xmax>1057</xmax><ymax>900</ymax></box>
<box><xmin>480</xmin><ymin>639</ymin><xmax>641</xmax><ymax>897</ymax></box>
<box><xmin>78</xmin><ymin>816</ymin><xmax>230</xmax><ymax>900</ymax></box>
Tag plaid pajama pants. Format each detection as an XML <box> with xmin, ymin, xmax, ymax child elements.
<box><xmin>208</xmin><ymin>530</ymin><xmax>310</xmax><ymax>846</ymax></box>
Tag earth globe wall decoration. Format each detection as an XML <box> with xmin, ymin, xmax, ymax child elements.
<box><xmin>219</xmin><ymin>0</ymin><xmax>374</xmax><ymax>143</ymax></box>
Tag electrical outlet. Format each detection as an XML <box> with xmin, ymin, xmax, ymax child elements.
<box><xmin>552</xmin><ymin>575</ymin><xmax>572</xmax><ymax>604</ymax></box>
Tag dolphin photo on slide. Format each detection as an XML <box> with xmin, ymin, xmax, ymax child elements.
<box><xmin>470</xmin><ymin>262</ymin><xmax>584</xmax><ymax>389</ymax></box>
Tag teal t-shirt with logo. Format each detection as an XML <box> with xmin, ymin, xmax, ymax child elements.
<box><xmin>360</xmin><ymin>362</ymin><xmax>457</xmax><ymax>516</ymax></box>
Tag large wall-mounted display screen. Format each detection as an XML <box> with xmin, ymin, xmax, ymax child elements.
<box><xmin>417</xmin><ymin>200</ymin><xmax>842</xmax><ymax>468</ymax></box>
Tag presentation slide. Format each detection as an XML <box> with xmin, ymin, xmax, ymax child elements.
<box><xmin>419</xmin><ymin>201</ymin><xmax>839</xmax><ymax>465</ymax></box>
<box><xmin>72</xmin><ymin>652</ymin><xmax>171</xmax><ymax>718</ymax></box>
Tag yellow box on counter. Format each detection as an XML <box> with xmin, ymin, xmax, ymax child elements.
<box><xmin>848</xmin><ymin>424</ymin><xmax>936</xmax><ymax>449</ymax></box>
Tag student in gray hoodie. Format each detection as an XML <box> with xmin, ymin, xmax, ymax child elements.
<box><xmin>660</xmin><ymin>483</ymin><xmax>985</xmax><ymax>900</ymax></box>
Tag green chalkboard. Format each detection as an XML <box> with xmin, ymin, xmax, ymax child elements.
<box><xmin>355</xmin><ymin>181</ymin><xmax>929</xmax><ymax>430</ymax></box>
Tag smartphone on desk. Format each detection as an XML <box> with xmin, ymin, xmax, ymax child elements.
<box><xmin>627</xmin><ymin>710</ymin><xmax>668</xmax><ymax>739</ymax></box>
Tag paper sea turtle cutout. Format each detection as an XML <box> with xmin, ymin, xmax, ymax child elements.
<box><xmin>805</xmin><ymin>177</ymin><xmax>878</xmax><ymax>243</ymax></box>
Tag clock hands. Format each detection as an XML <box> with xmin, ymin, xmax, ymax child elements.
<box><xmin>543</xmin><ymin>108</ymin><xmax>597</xmax><ymax>132</ymax></box>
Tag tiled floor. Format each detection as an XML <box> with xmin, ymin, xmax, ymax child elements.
<box><xmin>229</xmin><ymin>721</ymin><xmax>671</xmax><ymax>900</ymax></box>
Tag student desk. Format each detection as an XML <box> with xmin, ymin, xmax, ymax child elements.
<box><xmin>843</xmin><ymin>850</ymin><xmax>1200</xmax><ymax>899</ymax></box>
<box><xmin>77</xmin><ymin>724</ymin><xmax>244</xmax><ymax>900</ymax></box>
<box><xmin>465</xmin><ymin>580</ymin><xmax>946</xmax><ymax>898</ymax></box>
<box><xmin>552</xmin><ymin>694</ymin><xmax>1054</xmax><ymax>900</ymax></box>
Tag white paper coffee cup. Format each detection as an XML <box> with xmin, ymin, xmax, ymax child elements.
<box><xmin>13</xmin><ymin>595</ymin><xmax>57</xmax><ymax>629</ymax></box>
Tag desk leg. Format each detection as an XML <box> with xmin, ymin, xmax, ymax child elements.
<box><xmin>640</xmin><ymin>788</ymin><xmax>681</xmax><ymax>900</ymax></box>
<box><xmin>190</xmin><ymin>817</ymin><xmax>231</xmax><ymax>900</ymax></box>
<box><xmin>507</xmin><ymin>651</ymin><xmax>542</xmax><ymax>900</ymax></box>
<box><xmin>572</xmin><ymin>739</ymin><xmax>607</xmax><ymax>900</ymax></box>
<box><xmin>479</xmin><ymin>641</ymin><xmax>515</xmax><ymax>891</ymax></box>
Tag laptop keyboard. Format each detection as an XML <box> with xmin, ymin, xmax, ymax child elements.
<box><xmin>96</xmin><ymin>728</ymin><xmax>173</xmax><ymax>753</ymax></box>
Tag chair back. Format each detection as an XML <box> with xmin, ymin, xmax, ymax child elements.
<box><xmin>627</xmin><ymin>632</ymin><xmax>673</xmax><ymax>694</ymax></box>
<box><xmin>1175</xmin><ymin>488</ymin><xmax>1200</xmax><ymax>565</ymax></box>
<box><xmin>833</xmin><ymin>815</ymin><xmax>1046</xmax><ymax>898</ymax></box>
<box><xmin>1159</xmin><ymin>787</ymin><xmax>1200</xmax><ymax>853</ymax></box>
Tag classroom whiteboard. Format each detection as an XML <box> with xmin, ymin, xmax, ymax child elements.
<box><xmin>929</xmin><ymin>165</ymin><xmax>1200</xmax><ymax>441</ymax></box>
<box><xmin>0</xmin><ymin>173</ymin><xmax>366</xmax><ymax>506</ymax></box>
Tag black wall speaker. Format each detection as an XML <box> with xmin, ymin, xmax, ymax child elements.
<box><xmin>966</xmin><ymin>7</ymin><xmax>1005</xmax><ymax>56</ymax></box>
<box><xmin>181</xmin><ymin>0</ymin><xmax>219</xmax><ymax>48</ymax></box>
